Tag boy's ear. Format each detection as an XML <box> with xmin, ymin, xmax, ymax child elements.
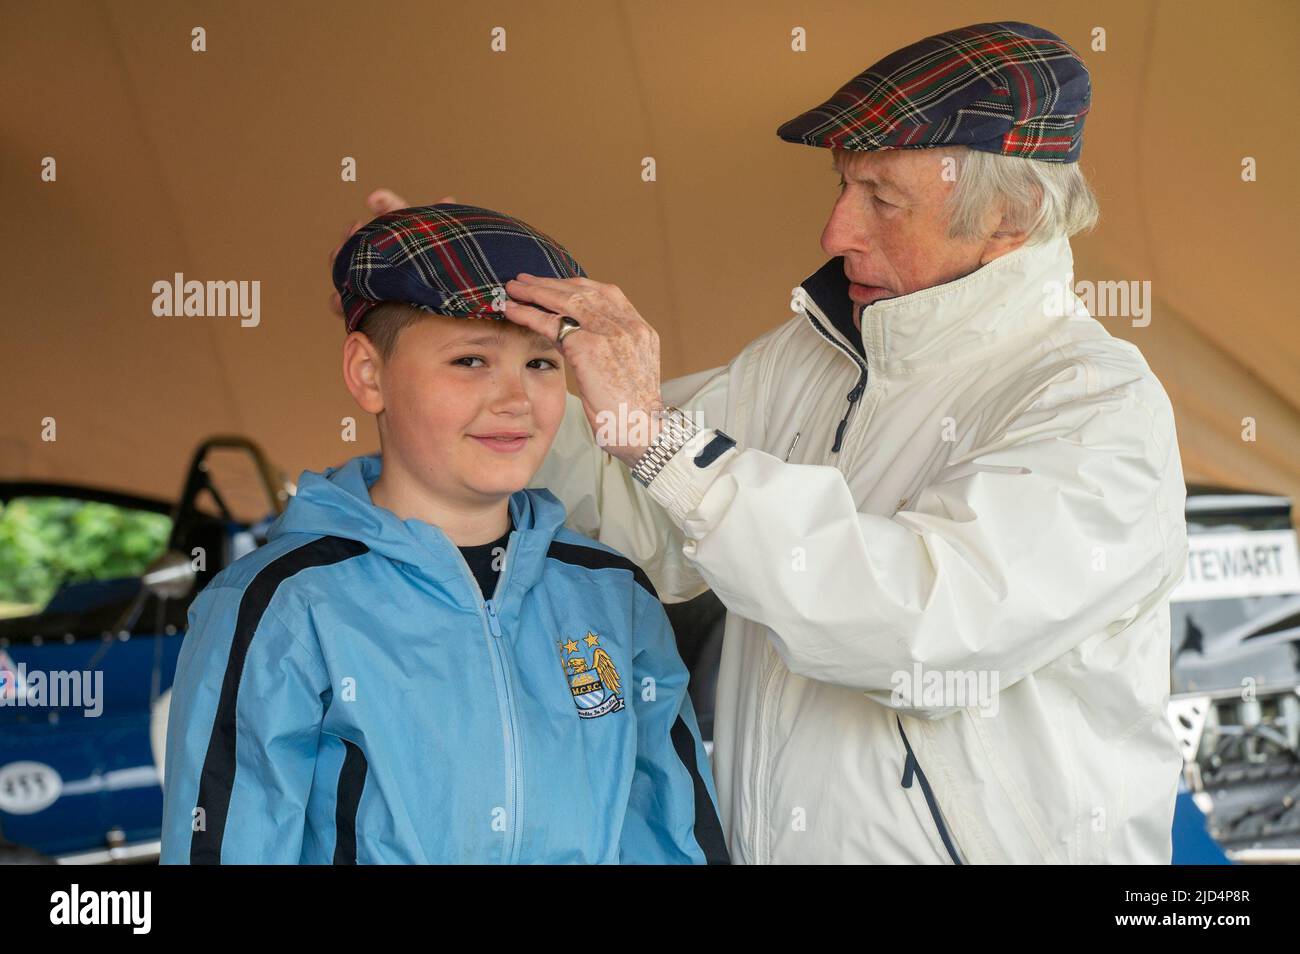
<box><xmin>342</xmin><ymin>331</ymin><xmax>386</xmax><ymax>414</ymax></box>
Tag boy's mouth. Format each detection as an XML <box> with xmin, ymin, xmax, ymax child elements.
<box><xmin>469</xmin><ymin>431</ymin><xmax>531</xmax><ymax>454</ymax></box>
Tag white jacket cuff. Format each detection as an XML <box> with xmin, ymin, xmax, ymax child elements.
<box><xmin>644</xmin><ymin>429</ymin><xmax>737</xmax><ymax>526</ymax></box>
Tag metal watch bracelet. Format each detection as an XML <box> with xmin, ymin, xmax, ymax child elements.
<box><xmin>630</xmin><ymin>406</ymin><xmax>700</xmax><ymax>487</ymax></box>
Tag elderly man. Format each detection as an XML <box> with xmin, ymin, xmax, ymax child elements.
<box><xmin>342</xmin><ymin>22</ymin><xmax>1187</xmax><ymax>863</ymax></box>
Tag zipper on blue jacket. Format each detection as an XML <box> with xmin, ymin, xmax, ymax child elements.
<box><xmin>896</xmin><ymin>716</ymin><xmax>963</xmax><ymax>865</ymax></box>
<box><xmin>458</xmin><ymin>534</ymin><xmax>523</xmax><ymax>863</ymax></box>
<box><xmin>482</xmin><ymin>598</ymin><xmax>522</xmax><ymax>863</ymax></box>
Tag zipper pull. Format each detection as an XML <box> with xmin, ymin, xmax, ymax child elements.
<box><xmin>485</xmin><ymin>599</ymin><xmax>502</xmax><ymax>638</ymax></box>
<box><xmin>901</xmin><ymin>751</ymin><xmax>916</xmax><ymax>789</ymax></box>
<box><xmin>831</xmin><ymin>376</ymin><xmax>867</xmax><ymax>454</ymax></box>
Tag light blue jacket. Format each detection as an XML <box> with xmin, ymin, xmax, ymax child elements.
<box><xmin>160</xmin><ymin>453</ymin><xmax>726</xmax><ymax>864</ymax></box>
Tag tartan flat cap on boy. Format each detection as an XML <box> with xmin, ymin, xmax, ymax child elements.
<box><xmin>777</xmin><ymin>21</ymin><xmax>1090</xmax><ymax>162</ymax></box>
<box><xmin>333</xmin><ymin>203</ymin><xmax>586</xmax><ymax>333</ymax></box>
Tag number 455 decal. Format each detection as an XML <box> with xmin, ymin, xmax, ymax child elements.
<box><xmin>0</xmin><ymin>761</ymin><xmax>63</xmax><ymax>815</ymax></box>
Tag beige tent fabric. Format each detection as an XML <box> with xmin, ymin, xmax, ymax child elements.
<box><xmin>2</xmin><ymin>1</ymin><xmax>1297</xmax><ymax>511</ymax></box>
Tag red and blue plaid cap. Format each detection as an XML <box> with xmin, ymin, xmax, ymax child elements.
<box><xmin>333</xmin><ymin>203</ymin><xmax>586</xmax><ymax>333</ymax></box>
<box><xmin>777</xmin><ymin>22</ymin><xmax>1090</xmax><ymax>162</ymax></box>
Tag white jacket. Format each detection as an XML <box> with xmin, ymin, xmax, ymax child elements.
<box><xmin>532</xmin><ymin>234</ymin><xmax>1188</xmax><ymax>863</ymax></box>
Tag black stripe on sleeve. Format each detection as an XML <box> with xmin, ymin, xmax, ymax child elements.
<box><xmin>670</xmin><ymin>716</ymin><xmax>730</xmax><ymax>865</ymax></box>
<box><xmin>692</xmin><ymin>431</ymin><xmax>736</xmax><ymax>468</ymax></box>
<box><xmin>545</xmin><ymin>540</ymin><xmax>658</xmax><ymax>599</ymax></box>
<box><xmin>190</xmin><ymin>536</ymin><xmax>369</xmax><ymax>865</ymax></box>
<box><xmin>333</xmin><ymin>739</ymin><xmax>369</xmax><ymax>865</ymax></box>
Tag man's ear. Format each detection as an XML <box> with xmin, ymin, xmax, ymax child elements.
<box><xmin>342</xmin><ymin>331</ymin><xmax>385</xmax><ymax>414</ymax></box>
<box><xmin>979</xmin><ymin>221</ymin><xmax>1030</xmax><ymax>265</ymax></box>
<box><xmin>978</xmin><ymin>191</ymin><xmax>1036</xmax><ymax>265</ymax></box>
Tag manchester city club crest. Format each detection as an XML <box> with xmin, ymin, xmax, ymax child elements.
<box><xmin>557</xmin><ymin>631</ymin><xmax>625</xmax><ymax>719</ymax></box>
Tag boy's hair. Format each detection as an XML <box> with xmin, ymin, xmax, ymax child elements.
<box><xmin>354</xmin><ymin>301</ymin><xmax>557</xmax><ymax>362</ymax></box>
<box><xmin>354</xmin><ymin>301</ymin><xmax>430</xmax><ymax>362</ymax></box>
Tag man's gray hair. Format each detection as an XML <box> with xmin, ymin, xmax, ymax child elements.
<box><xmin>944</xmin><ymin>145</ymin><xmax>1100</xmax><ymax>245</ymax></box>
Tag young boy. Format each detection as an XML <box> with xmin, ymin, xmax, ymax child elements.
<box><xmin>159</xmin><ymin>204</ymin><xmax>727</xmax><ymax>864</ymax></box>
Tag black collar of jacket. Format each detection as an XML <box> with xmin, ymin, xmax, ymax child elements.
<box><xmin>799</xmin><ymin>256</ymin><xmax>866</xmax><ymax>362</ymax></box>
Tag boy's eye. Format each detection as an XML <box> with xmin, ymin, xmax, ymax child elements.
<box><xmin>454</xmin><ymin>355</ymin><xmax>558</xmax><ymax>370</ymax></box>
<box><xmin>874</xmin><ymin>195</ymin><xmax>896</xmax><ymax>209</ymax></box>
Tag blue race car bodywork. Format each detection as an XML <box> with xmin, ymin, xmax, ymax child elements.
<box><xmin>0</xmin><ymin>438</ymin><xmax>290</xmax><ymax>862</ymax></box>
<box><xmin>0</xmin><ymin>611</ymin><xmax>183</xmax><ymax>857</ymax></box>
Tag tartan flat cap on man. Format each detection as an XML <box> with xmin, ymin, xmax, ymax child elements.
<box><xmin>777</xmin><ymin>21</ymin><xmax>1090</xmax><ymax>162</ymax></box>
<box><xmin>332</xmin><ymin>203</ymin><xmax>586</xmax><ymax>333</ymax></box>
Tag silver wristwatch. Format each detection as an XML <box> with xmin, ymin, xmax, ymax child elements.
<box><xmin>630</xmin><ymin>406</ymin><xmax>700</xmax><ymax>486</ymax></box>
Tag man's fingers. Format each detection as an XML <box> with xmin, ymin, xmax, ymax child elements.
<box><xmin>515</xmin><ymin>272</ymin><xmax>593</xmax><ymax>289</ymax></box>
<box><xmin>364</xmin><ymin>188</ymin><xmax>455</xmax><ymax>212</ymax></box>
<box><xmin>500</xmin><ymin>300</ymin><xmax>562</xmax><ymax>341</ymax></box>
<box><xmin>366</xmin><ymin>188</ymin><xmax>409</xmax><ymax>213</ymax></box>
<box><xmin>504</xmin><ymin>277</ymin><xmax>589</xmax><ymax>319</ymax></box>
<box><xmin>329</xmin><ymin>290</ymin><xmax>343</xmax><ymax>317</ymax></box>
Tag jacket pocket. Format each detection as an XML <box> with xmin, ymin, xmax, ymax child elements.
<box><xmin>896</xmin><ymin>716</ymin><xmax>962</xmax><ymax>865</ymax></box>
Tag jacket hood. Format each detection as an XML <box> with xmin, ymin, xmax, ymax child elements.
<box><xmin>266</xmin><ymin>452</ymin><xmax>568</xmax><ymax>592</ymax></box>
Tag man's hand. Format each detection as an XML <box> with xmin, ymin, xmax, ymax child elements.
<box><xmin>328</xmin><ymin>189</ymin><xmax>455</xmax><ymax>316</ymax></box>
<box><xmin>502</xmin><ymin>276</ymin><xmax>664</xmax><ymax>467</ymax></box>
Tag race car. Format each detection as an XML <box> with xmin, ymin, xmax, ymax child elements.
<box><xmin>0</xmin><ymin>437</ymin><xmax>292</xmax><ymax>863</ymax></box>
<box><xmin>1167</xmin><ymin>486</ymin><xmax>1300</xmax><ymax>863</ymax></box>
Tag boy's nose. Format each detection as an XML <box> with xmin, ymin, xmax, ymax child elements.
<box><xmin>489</xmin><ymin>374</ymin><xmax>532</xmax><ymax>414</ymax></box>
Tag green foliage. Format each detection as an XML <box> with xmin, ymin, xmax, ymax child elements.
<box><xmin>0</xmin><ymin>497</ymin><xmax>172</xmax><ymax>611</ymax></box>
